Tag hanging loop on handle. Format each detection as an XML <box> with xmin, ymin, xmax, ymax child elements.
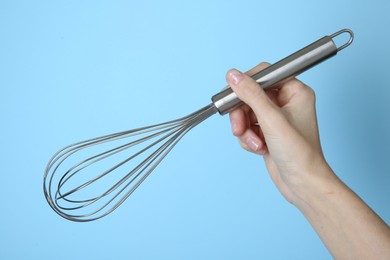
<box><xmin>212</xmin><ymin>29</ymin><xmax>354</xmax><ymax>115</ymax></box>
<box><xmin>330</xmin><ymin>28</ymin><xmax>354</xmax><ymax>52</ymax></box>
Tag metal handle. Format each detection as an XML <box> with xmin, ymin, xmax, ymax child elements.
<box><xmin>212</xmin><ymin>29</ymin><xmax>354</xmax><ymax>115</ymax></box>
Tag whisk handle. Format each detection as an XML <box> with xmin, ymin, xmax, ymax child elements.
<box><xmin>211</xmin><ymin>29</ymin><xmax>354</xmax><ymax>115</ymax></box>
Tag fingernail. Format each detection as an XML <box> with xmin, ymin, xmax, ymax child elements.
<box><xmin>228</xmin><ymin>69</ymin><xmax>244</xmax><ymax>86</ymax></box>
<box><xmin>231</xmin><ymin>119</ymin><xmax>239</xmax><ymax>135</ymax></box>
<box><xmin>246</xmin><ymin>136</ymin><xmax>261</xmax><ymax>153</ymax></box>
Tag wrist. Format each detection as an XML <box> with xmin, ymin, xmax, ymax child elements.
<box><xmin>288</xmin><ymin>159</ymin><xmax>341</xmax><ymax>211</ymax></box>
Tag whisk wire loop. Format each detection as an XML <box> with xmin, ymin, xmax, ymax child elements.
<box><xmin>44</xmin><ymin>104</ymin><xmax>217</xmax><ymax>222</ymax></box>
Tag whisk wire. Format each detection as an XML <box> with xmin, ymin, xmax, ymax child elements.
<box><xmin>55</xmin><ymin>121</ymin><xmax>192</xmax><ymax>207</ymax></box>
<box><xmin>55</xmin><ymin>124</ymin><xmax>182</xmax><ymax>200</ymax></box>
<box><xmin>44</xmin><ymin>104</ymin><xmax>217</xmax><ymax>221</ymax></box>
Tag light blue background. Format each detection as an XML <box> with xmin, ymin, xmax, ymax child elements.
<box><xmin>1</xmin><ymin>0</ymin><xmax>389</xmax><ymax>259</ymax></box>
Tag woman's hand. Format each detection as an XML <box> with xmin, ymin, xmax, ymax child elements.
<box><xmin>227</xmin><ymin>64</ymin><xmax>390</xmax><ymax>259</ymax></box>
<box><xmin>227</xmin><ymin>63</ymin><xmax>329</xmax><ymax>205</ymax></box>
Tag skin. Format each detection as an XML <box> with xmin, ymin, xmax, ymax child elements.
<box><xmin>227</xmin><ymin>63</ymin><xmax>390</xmax><ymax>259</ymax></box>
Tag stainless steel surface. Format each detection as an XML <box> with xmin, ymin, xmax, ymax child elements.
<box><xmin>331</xmin><ymin>28</ymin><xmax>354</xmax><ymax>51</ymax></box>
<box><xmin>44</xmin><ymin>104</ymin><xmax>217</xmax><ymax>222</ymax></box>
<box><xmin>212</xmin><ymin>29</ymin><xmax>354</xmax><ymax>115</ymax></box>
<box><xmin>43</xmin><ymin>29</ymin><xmax>353</xmax><ymax>222</ymax></box>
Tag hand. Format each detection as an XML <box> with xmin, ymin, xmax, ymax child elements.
<box><xmin>227</xmin><ymin>63</ymin><xmax>330</xmax><ymax>205</ymax></box>
<box><xmin>227</xmin><ymin>63</ymin><xmax>390</xmax><ymax>259</ymax></box>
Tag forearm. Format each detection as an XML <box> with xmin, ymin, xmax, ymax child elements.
<box><xmin>294</xmin><ymin>164</ymin><xmax>390</xmax><ymax>259</ymax></box>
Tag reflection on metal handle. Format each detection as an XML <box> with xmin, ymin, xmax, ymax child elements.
<box><xmin>212</xmin><ymin>29</ymin><xmax>354</xmax><ymax>115</ymax></box>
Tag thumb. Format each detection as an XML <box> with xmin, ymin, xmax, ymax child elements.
<box><xmin>226</xmin><ymin>69</ymin><xmax>277</xmax><ymax>122</ymax></box>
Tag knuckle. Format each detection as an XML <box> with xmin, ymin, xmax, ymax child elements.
<box><xmin>257</xmin><ymin>62</ymin><xmax>271</xmax><ymax>71</ymax></box>
<box><xmin>259</xmin><ymin>61</ymin><xmax>271</xmax><ymax>67</ymax></box>
<box><xmin>301</xmin><ymin>85</ymin><xmax>316</xmax><ymax>102</ymax></box>
<box><xmin>291</xmin><ymin>80</ymin><xmax>316</xmax><ymax>102</ymax></box>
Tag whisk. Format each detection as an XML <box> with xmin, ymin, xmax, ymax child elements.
<box><xmin>44</xmin><ymin>29</ymin><xmax>354</xmax><ymax>222</ymax></box>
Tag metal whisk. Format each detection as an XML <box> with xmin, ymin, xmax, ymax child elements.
<box><xmin>44</xmin><ymin>29</ymin><xmax>354</xmax><ymax>222</ymax></box>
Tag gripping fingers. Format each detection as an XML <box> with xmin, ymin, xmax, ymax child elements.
<box><xmin>237</xmin><ymin>129</ymin><xmax>267</xmax><ymax>155</ymax></box>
